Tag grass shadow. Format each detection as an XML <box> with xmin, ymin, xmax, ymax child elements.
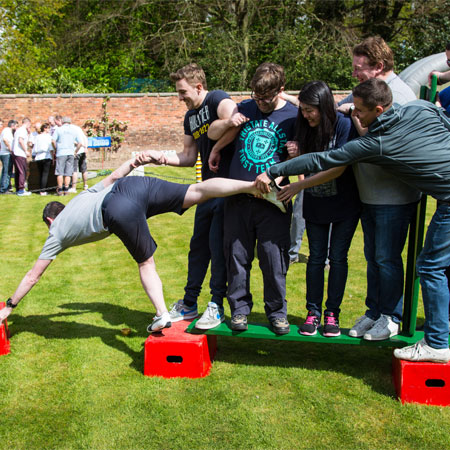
<box><xmin>8</xmin><ymin>302</ymin><xmax>152</xmax><ymax>373</ymax></box>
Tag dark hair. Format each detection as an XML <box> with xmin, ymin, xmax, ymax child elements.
<box><xmin>446</xmin><ymin>42</ymin><xmax>450</xmax><ymax>51</ymax></box>
<box><xmin>352</xmin><ymin>78</ymin><xmax>393</xmax><ymax>109</ymax></box>
<box><xmin>250</xmin><ymin>62</ymin><xmax>285</xmax><ymax>96</ymax></box>
<box><xmin>170</xmin><ymin>63</ymin><xmax>207</xmax><ymax>89</ymax></box>
<box><xmin>296</xmin><ymin>81</ymin><xmax>337</xmax><ymax>154</ymax></box>
<box><xmin>7</xmin><ymin>120</ymin><xmax>16</xmax><ymax>127</ymax></box>
<box><xmin>43</xmin><ymin>201</ymin><xmax>65</xmax><ymax>226</ymax></box>
<box><xmin>40</xmin><ymin>123</ymin><xmax>50</xmax><ymax>133</ymax></box>
<box><xmin>353</xmin><ymin>36</ymin><xmax>394</xmax><ymax>73</ymax></box>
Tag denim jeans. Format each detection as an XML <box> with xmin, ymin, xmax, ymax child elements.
<box><xmin>305</xmin><ymin>214</ymin><xmax>359</xmax><ymax>317</ymax></box>
<box><xmin>416</xmin><ymin>202</ymin><xmax>450</xmax><ymax>349</ymax></box>
<box><xmin>183</xmin><ymin>197</ymin><xmax>227</xmax><ymax>307</ymax></box>
<box><xmin>361</xmin><ymin>202</ymin><xmax>417</xmax><ymax>323</ymax></box>
<box><xmin>0</xmin><ymin>153</ymin><xmax>13</xmax><ymax>193</ymax></box>
<box><xmin>289</xmin><ymin>191</ymin><xmax>305</xmax><ymax>260</ymax></box>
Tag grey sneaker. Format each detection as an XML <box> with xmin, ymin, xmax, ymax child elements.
<box><xmin>262</xmin><ymin>181</ymin><xmax>287</xmax><ymax>213</ymax></box>
<box><xmin>195</xmin><ymin>302</ymin><xmax>225</xmax><ymax>330</ymax></box>
<box><xmin>168</xmin><ymin>299</ymin><xmax>198</xmax><ymax>323</ymax></box>
<box><xmin>394</xmin><ymin>338</ymin><xmax>450</xmax><ymax>363</ymax></box>
<box><xmin>363</xmin><ymin>314</ymin><xmax>399</xmax><ymax>341</ymax></box>
<box><xmin>348</xmin><ymin>315</ymin><xmax>376</xmax><ymax>338</ymax></box>
<box><xmin>147</xmin><ymin>311</ymin><xmax>171</xmax><ymax>333</ymax></box>
<box><xmin>270</xmin><ymin>317</ymin><xmax>290</xmax><ymax>335</ymax></box>
<box><xmin>231</xmin><ymin>314</ymin><xmax>248</xmax><ymax>331</ymax></box>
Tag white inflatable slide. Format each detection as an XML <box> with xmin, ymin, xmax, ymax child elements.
<box><xmin>399</xmin><ymin>52</ymin><xmax>448</xmax><ymax>97</ymax></box>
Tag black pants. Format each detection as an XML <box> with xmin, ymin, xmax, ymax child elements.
<box><xmin>37</xmin><ymin>159</ymin><xmax>52</xmax><ymax>190</ymax></box>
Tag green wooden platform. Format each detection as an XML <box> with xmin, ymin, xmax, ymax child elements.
<box><xmin>186</xmin><ymin>320</ymin><xmax>424</xmax><ymax>347</ymax></box>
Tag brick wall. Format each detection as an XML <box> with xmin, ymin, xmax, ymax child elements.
<box><xmin>0</xmin><ymin>91</ymin><xmax>350</xmax><ymax>168</ymax></box>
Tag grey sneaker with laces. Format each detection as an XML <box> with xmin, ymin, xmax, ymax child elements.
<box><xmin>363</xmin><ymin>314</ymin><xmax>399</xmax><ymax>341</ymax></box>
<box><xmin>348</xmin><ymin>315</ymin><xmax>376</xmax><ymax>338</ymax></box>
<box><xmin>168</xmin><ymin>299</ymin><xmax>198</xmax><ymax>322</ymax></box>
<box><xmin>195</xmin><ymin>302</ymin><xmax>225</xmax><ymax>330</ymax></box>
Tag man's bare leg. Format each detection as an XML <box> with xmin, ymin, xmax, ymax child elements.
<box><xmin>183</xmin><ymin>178</ymin><xmax>258</xmax><ymax>208</ymax></box>
<box><xmin>138</xmin><ymin>256</ymin><xmax>168</xmax><ymax>316</ymax></box>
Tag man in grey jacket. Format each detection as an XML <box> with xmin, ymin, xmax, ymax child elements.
<box><xmin>256</xmin><ymin>78</ymin><xmax>450</xmax><ymax>363</ymax></box>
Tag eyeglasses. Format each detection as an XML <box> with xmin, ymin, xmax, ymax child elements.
<box><xmin>251</xmin><ymin>91</ymin><xmax>279</xmax><ymax>104</ymax></box>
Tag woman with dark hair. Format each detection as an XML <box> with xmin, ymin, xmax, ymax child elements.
<box><xmin>34</xmin><ymin>123</ymin><xmax>54</xmax><ymax>195</ymax></box>
<box><xmin>279</xmin><ymin>81</ymin><xmax>361</xmax><ymax>337</ymax></box>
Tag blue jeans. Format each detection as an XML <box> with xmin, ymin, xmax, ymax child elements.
<box><xmin>361</xmin><ymin>202</ymin><xmax>417</xmax><ymax>323</ymax></box>
<box><xmin>305</xmin><ymin>214</ymin><xmax>359</xmax><ymax>317</ymax></box>
<box><xmin>416</xmin><ymin>202</ymin><xmax>450</xmax><ymax>348</ymax></box>
<box><xmin>0</xmin><ymin>153</ymin><xmax>13</xmax><ymax>193</ymax></box>
<box><xmin>183</xmin><ymin>198</ymin><xmax>227</xmax><ymax>307</ymax></box>
<box><xmin>289</xmin><ymin>191</ymin><xmax>305</xmax><ymax>260</ymax></box>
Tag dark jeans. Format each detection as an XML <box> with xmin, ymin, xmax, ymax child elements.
<box><xmin>0</xmin><ymin>153</ymin><xmax>13</xmax><ymax>192</ymax></box>
<box><xmin>361</xmin><ymin>202</ymin><xmax>417</xmax><ymax>323</ymax></box>
<box><xmin>305</xmin><ymin>215</ymin><xmax>359</xmax><ymax>317</ymax></box>
<box><xmin>37</xmin><ymin>158</ymin><xmax>52</xmax><ymax>190</ymax></box>
<box><xmin>224</xmin><ymin>195</ymin><xmax>291</xmax><ymax>320</ymax></box>
<box><xmin>183</xmin><ymin>197</ymin><xmax>227</xmax><ymax>307</ymax></box>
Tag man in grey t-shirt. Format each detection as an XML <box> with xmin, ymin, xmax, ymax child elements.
<box><xmin>337</xmin><ymin>36</ymin><xmax>421</xmax><ymax>342</ymax></box>
<box><xmin>0</xmin><ymin>151</ymin><xmax>261</xmax><ymax>334</ymax></box>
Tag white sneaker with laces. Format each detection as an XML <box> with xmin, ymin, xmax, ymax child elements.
<box><xmin>363</xmin><ymin>314</ymin><xmax>399</xmax><ymax>341</ymax></box>
<box><xmin>67</xmin><ymin>188</ymin><xmax>77</xmax><ymax>194</ymax></box>
<box><xmin>195</xmin><ymin>302</ymin><xmax>225</xmax><ymax>330</ymax></box>
<box><xmin>348</xmin><ymin>315</ymin><xmax>376</xmax><ymax>337</ymax></box>
<box><xmin>394</xmin><ymin>338</ymin><xmax>450</xmax><ymax>363</ymax></box>
<box><xmin>147</xmin><ymin>311</ymin><xmax>171</xmax><ymax>333</ymax></box>
<box><xmin>168</xmin><ymin>299</ymin><xmax>198</xmax><ymax>322</ymax></box>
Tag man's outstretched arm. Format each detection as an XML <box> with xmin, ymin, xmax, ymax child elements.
<box><xmin>0</xmin><ymin>259</ymin><xmax>52</xmax><ymax>324</ymax></box>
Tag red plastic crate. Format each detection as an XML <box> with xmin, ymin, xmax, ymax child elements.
<box><xmin>144</xmin><ymin>320</ymin><xmax>216</xmax><ymax>378</ymax></box>
<box><xmin>0</xmin><ymin>302</ymin><xmax>11</xmax><ymax>356</ymax></box>
<box><xmin>392</xmin><ymin>354</ymin><xmax>450</xmax><ymax>406</ymax></box>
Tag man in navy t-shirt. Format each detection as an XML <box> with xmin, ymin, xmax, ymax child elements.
<box><xmin>150</xmin><ymin>64</ymin><xmax>236</xmax><ymax>330</ymax></box>
<box><xmin>208</xmin><ymin>63</ymin><xmax>297</xmax><ymax>335</ymax></box>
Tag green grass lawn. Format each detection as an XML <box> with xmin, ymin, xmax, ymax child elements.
<box><xmin>0</xmin><ymin>167</ymin><xmax>449</xmax><ymax>450</ymax></box>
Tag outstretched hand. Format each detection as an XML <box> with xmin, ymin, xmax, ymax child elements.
<box><xmin>0</xmin><ymin>306</ymin><xmax>11</xmax><ymax>325</ymax></box>
<box><xmin>133</xmin><ymin>150</ymin><xmax>168</xmax><ymax>167</ymax></box>
<box><xmin>277</xmin><ymin>181</ymin><xmax>303</xmax><ymax>202</ymax></box>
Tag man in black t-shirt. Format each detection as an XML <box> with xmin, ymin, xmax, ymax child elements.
<box><xmin>150</xmin><ymin>64</ymin><xmax>236</xmax><ymax>330</ymax></box>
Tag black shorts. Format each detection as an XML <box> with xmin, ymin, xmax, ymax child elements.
<box><xmin>101</xmin><ymin>177</ymin><xmax>189</xmax><ymax>263</ymax></box>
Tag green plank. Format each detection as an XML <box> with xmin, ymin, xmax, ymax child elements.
<box><xmin>186</xmin><ymin>320</ymin><xmax>423</xmax><ymax>347</ymax></box>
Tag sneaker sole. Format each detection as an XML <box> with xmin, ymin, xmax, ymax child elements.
<box><xmin>363</xmin><ymin>331</ymin><xmax>398</xmax><ymax>341</ymax></box>
<box><xmin>231</xmin><ymin>324</ymin><xmax>248</xmax><ymax>331</ymax></box>
<box><xmin>169</xmin><ymin>313</ymin><xmax>199</xmax><ymax>323</ymax></box>
<box><xmin>323</xmin><ymin>331</ymin><xmax>341</xmax><ymax>337</ymax></box>
<box><xmin>271</xmin><ymin>327</ymin><xmax>290</xmax><ymax>335</ymax></box>
<box><xmin>148</xmin><ymin>321</ymin><xmax>172</xmax><ymax>333</ymax></box>
<box><xmin>299</xmin><ymin>329</ymin><xmax>318</xmax><ymax>336</ymax></box>
<box><xmin>195</xmin><ymin>316</ymin><xmax>225</xmax><ymax>330</ymax></box>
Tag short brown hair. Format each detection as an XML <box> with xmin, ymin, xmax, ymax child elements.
<box><xmin>43</xmin><ymin>201</ymin><xmax>65</xmax><ymax>226</ymax></box>
<box><xmin>170</xmin><ymin>63</ymin><xmax>207</xmax><ymax>89</ymax></box>
<box><xmin>353</xmin><ymin>36</ymin><xmax>394</xmax><ymax>73</ymax></box>
<box><xmin>250</xmin><ymin>62</ymin><xmax>285</xmax><ymax>96</ymax></box>
<box><xmin>352</xmin><ymin>78</ymin><xmax>393</xmax><ymax>110</ymax></box>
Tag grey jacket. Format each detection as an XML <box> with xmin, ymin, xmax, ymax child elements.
<box><xmin>268</xmin><ymin>100</ymin><xmax>450</xmax><ymax>201</ymax></box>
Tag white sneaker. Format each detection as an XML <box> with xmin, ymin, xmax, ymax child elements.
<box><xmin>195</xmin><ymin>302</ymin><xmax>225</xmax><ymax>330</ymax></box>
<box><xmin>363</xmin><ymin>314</ymin><xmax>399</xmax><ymax>341</ymax></box>
<box><xmin>67</xmin><ymin>188</ymin><xmax>77</xmax><ymax>194</ymax></box>
<box><xmin>348</xmin><ymin>315</ymin><xmax>376</xmax><ymax>337</ymax></box>
<box><xmin>147</xmin><ymin>311</ymin><xmax>171</xmax><ymax>333</ymax></box>
<box><xmin>394</xmin><ymin>338</ymin><xmax>450</xmax><ymax>363</ymax></box>
<box><xmin>262</xmin><ymin>181</ymin><xmax>287</xmax><ymax>213</ymax></box>
<box><xmin>40</xmin><ymin>191</ymin><xmax>48</xmax><ymax>196</ymax></box>
<box><xmin>168</xmin><ymin>299</ymin><xmax>198</xmax><ymax>322</ymax></box>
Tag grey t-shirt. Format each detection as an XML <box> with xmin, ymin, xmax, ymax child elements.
<box><xmin>39</xmin><ymin>181</ymin><xmax>114</xmax><ymax>260</ymax></box>
<box><xmin>340</xmin><ymin>72</ymin><xmax>421</xmax><ymax>205</ymax></box>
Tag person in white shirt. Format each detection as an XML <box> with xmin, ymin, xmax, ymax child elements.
<box><xmin>69</xmin><ymin>123</ymin><xmax>89</xmax><ymax>193</ymax></box>
<box><xmin>34</xmin><ymin>123</ymin><xmax>54</xmax><ymax>195</ymax></box>
<box><xmin>13</xmin><ymin>118</ymin><xmax>32</xmax><ymax>196</ymax></box>
<box><xmin>0</xmin><ymin>120</ymin><xmax>17</xmax><ymax>194</ymax></box>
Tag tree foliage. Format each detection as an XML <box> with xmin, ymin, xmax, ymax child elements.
<box><xmin>0</xmin><ymin>0</ymin><xmax>448</xmax><ymax>93</ymax></box>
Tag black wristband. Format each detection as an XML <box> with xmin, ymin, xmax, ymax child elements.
<box><xmin>6</xmin><ymin>298</ymin><xmax>16</xmax><ymax>309</ymax></box>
